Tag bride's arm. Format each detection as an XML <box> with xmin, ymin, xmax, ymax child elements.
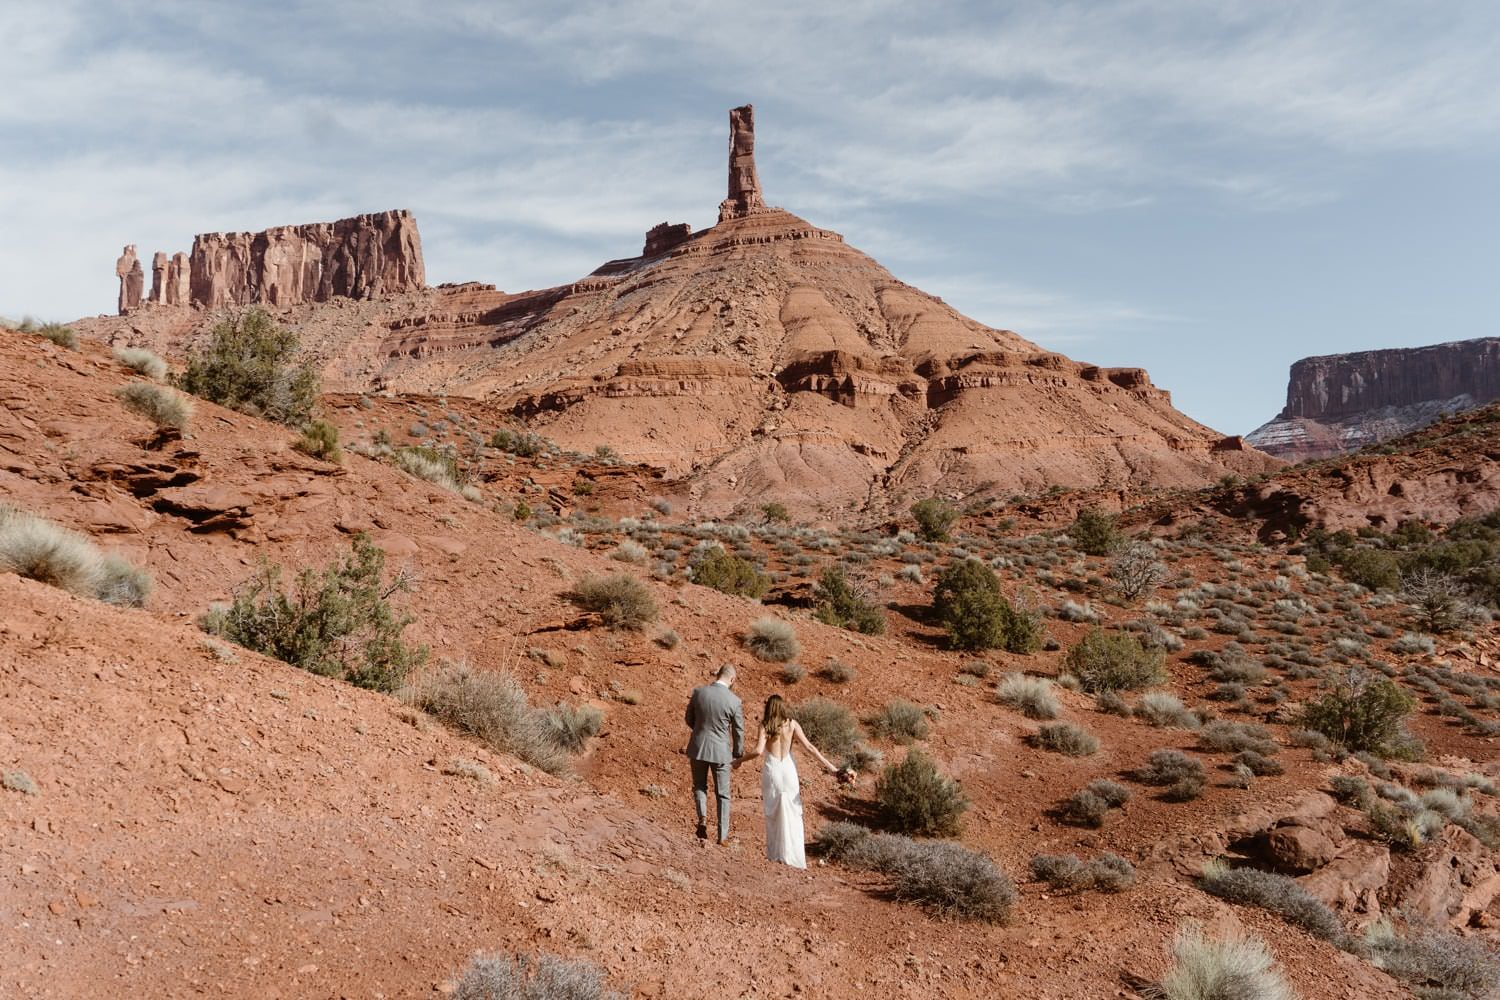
<box><xmin>790</xmin><ymin>721</ymin><xmax>838</xmax><ymax>773</ymax></box>
<box><xmin>734</xmin><ymin>728</ymin><xmax>766</xmax><ymax>769</ymax></box>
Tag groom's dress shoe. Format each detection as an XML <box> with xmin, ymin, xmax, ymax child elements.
<box><xmin>695</xmin><ymin>822</ymin><xmax>708</xmax><ymax>840</ymax></box>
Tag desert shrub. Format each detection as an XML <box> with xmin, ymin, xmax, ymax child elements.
<box><xmin>1112</xmin><ymin>542</ymin><xmax>1167</xmax><ymax>602</ymax></box>
<box><xmin>1060</xmin><ymin>789</ymin><xmax>1111</xmax><ymax>827</ymax></box>
<box><xmin>813</xmin><ymin>564</ymin><xmax>885</xmax><ymax>634</ymax></box>
<box><xmin>818</xmin><ymin>658</ymin><xmax>856</xmax><ymax>683</ymax></box>
<box><xmin>1328</xmin><ymin>775</ymin><xmax>1373</xmax><ymax>807</ymax></box>
<box><xmin>36</xmin><ymin>323</ymin><xmax>79</xmax><ymax>349</ymax></box>
<box><xmin>1402</xmin><ymin>567</ymin><xmax>1484</xmax><ymax>635</ymax></box>
<box><xmin>1156</xmin><ymin>925</ymin><xmax>1294</xmax><ymax>1000</ymax></box>
<box><xmin>113</xmin><ymin>346</ymin><xmax>167</xmax><ymax>380</ymax></box>
<box><xmin>868</xmin><ymin>699</ymin><xmax>930</xmax><ymax>743</ymax></box>
<box><xmin>779</xmin><ymin>662</ymin><xmax>805</xmax><ymax>684</ymax></box>
<box><xmin>815</xmin><ymin>823</ymin><xmax>1015</xmax><ymax>922</ymax></box>
<box><xmin>689</xmin><ymin>546</ymin><xmax>769</xmax><ymax>598</ymax></box>
<box><xmin>453</xmin><ymin>950</ymin><xmax>624</xmax><ymax>1000</ymax></box>
<box><xmin>1392</xmin><ymin>631</ymin><xmax>1436</xmax><ymax>655</ymax></box>
<box><xmin>176</xmin><ymin>309</ymin><xmax>318</xmax><ymax>425</ymax></box>
<box><xmin>1199</xmin><ymin>861</ymin><xmax>1344</xmax><ymax>942</ymax></box>
<box><xmin>115</xmin><ymin>381</ymin><xmax>193</xmax><ymax>430</ymax></box>
<box><xmin>1233</xmin><ymin>750</ymin><xmax>1283</xmax><ymax>776</ymax></box>
<box><xmin>294</xmin><ymin>419</ymin><xmax>343</xmax><ymax>462</ymax></box>
<box><xmin>393</xmin><ymin>445</ymin><xmax>462</xmax><ymax>491</ymax></box>
<box><xmin>570</xmin><ymin>574</ymin><xmax>658</xmax><ymax>630</ymax></box>
<box><xmin>1141</xmin><ymin>749</ymin><xmax>1207</xmax><ymax>797</ymax></box>
<box><xmin>489</xmin><ymin>427</ymin><xmax>549</xmax><ymax>457</ymax></box>
<box><xmin>3</xmin><ymin>770</ymin><xmax>38</xmax><ymax>795</ymax></box>
<box><xmin>1300</xmin><ymin>670</ymin><xmax>1414</xmax><ymax>754</ymax></box>
<box><xmin>1338</xmin><ymin>548</ymin><xmax>1401</xmax><ymax>591</ymax></box>
<box><xmin>875</xmin><ymin>748</ymin><xmax>968</xmax><ymax>836</ymax></box>
<box><xmin>1198</xmin><ymin>720</ymin><xmax>1278</xmax><ymax>756</ymax></box>
<box><xmin>1029</xmin><ymin>852</ymin><xmax>1135</xmax><ymax>893</ymax></box>
<box><xmin>1363</xmin><ymin>920</ymin><xmax>1500</xmax><ymax>1000</ymax></box>
<box><xmin>201</xmin><ymin>534</ymin><xmax>425</xmax><ymax>691</ymax></box>
<box><xmin>1065</xmin><ymin>628</ymin><xmax>1166</xmax><ymax>693</ymax></box>
<box><xmin>540</xmin><ymin>704</ymin><xmax>604</xmax><ymax>752</ymax></box>
<box><xmin>1032</xmin><ymin>721</ymin><xmax>1099</xmax><ymax>756</ymax></box>
<box><xmin>409</xmin><ymin>664</ymin><xmax>568</xmax><ymax>775</ymax></box>
<box><xmin>791</xmin><ymin>698</ymin><xmax>864</xmax><ymax>757</ymax></box>
<box><xmin>1134</xmin><ymin>691</ymin><xmax>1199</xmax><ymax>729</ymax></box>
<box><xmin>910</xmin><ymin>498</ymin><xmax>959</xmax><ymax>542</ymax></box>
<box><xmin>1095</xmin><ymin>689</ymin><xmax>1132</xmax><ymax>716</ymax></box>
<box><xmin>996</xmin><ymin>673</ymin><xmax>1060</xmax><ymax>719</ymax></box>
<box><xmin>1209</xmin><ymin>649</ymin><xmax>1268</xmax><ymax>685</ymax></box>
<box><xmin>744</xmin><ymin>616</ymin><xmax>798</xmax><ymax>661</ymax></box>
<box><xmin>0</xmin><ymin>506</ymin><xmax>150</xmax><ymax>607</ymax></box>
<box><xmin>609</xmin><ymin>539</ymin><xmax>649</xmax><ymax>563</ymax></box>
<box><xmin>932</xmin><ymin>558</ymin><xmax>1041</xmax><ymax>653</ymax></box>
<box><xmin>1070</xmin><ymin>507</ymin><xmax>1121</xmax><ymax>556</ymax></box>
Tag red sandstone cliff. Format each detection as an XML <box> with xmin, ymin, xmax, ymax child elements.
<box><xmin>1248</xmin><ymin>338</ymin><xmax>1500</xmax><ymax>461</ymax></box>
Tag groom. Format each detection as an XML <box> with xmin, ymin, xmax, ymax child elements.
<box><xmin>683</xmin><ymin>664</ymin><xmax>745</xmax><ymax>844</ymax></box>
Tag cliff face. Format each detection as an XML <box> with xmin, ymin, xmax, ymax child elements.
<box><xmin>1248</xmin><ymin>338</ymin><xmax>1500</xmax><ymax>461</ymax></box>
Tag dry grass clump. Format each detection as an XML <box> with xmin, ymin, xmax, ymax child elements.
<box><xmin>814</xmin><ymin>822</ymin><xmax>1015</xmax><ymax>923</ymax></box>
<box><xmin>570</xmin><ymin>574</ymin><xmax>658</xmax><ymax>630</ymax></box>
<box><xmin>393</xmin><ymin>446</ymin><xmax>462</xmax><ymax>491</ymax></box>
<box><xmin>407</xmin><ymin>664</ymin><xmax>570</xmax><ymax>776</ymax></box>
<box><xmin>1029</xmin><ymin>852</ymin><xmax>1135</xmax><ymax>893</ymax></box>
<box><xmin>1154</xmin><ymin>924</ymin><xmax>1294</xmax><ymax>1000</ymax></box>
<box><xmin>115</xmin><ymin>381</ymin><xmax>194</xmax><ymax>430</ymax></box>
<box><xmin>1032</xmin><ymin>721</ymin><xmax>1099</xmax><ymax>756</ymax></box>
<box><xmin>874</xmin><ymin>747</ymin><xmax>968</xmax><ymax>836</ymax></box>
<box><xmin>1198</xmin><ymin>860</ymin><xmax>1345</xmax><ymax>942</ymax></box>
<box><xmin>744</xmin><ymin>616</ymin><xmax>799</xmax><ymax>661</ymax></box>
<box><xmin>453</xmin><ymin>950</ymin><xmax>624</xmax><ymax>1000</ymax></box>
<box><xmin>0</xmin><ymin>506</ymin><xmax>151</xmax><ymax>607</ymax></box>
<box><xmin>818</xmin><ymin>658</ymin><xmax>857</xmax><ymax>683</ymax></box>
<box><xmin>540</xmin><ymin>704</ymin><xmax>604</xmax><ymax>752</ymax></box>
<box><xmin>791</xmin><ymin>698</ymin><xmax>864</xmax><ymax>757</ymax></box>
<box><xmin>294</xmin><ymin>419</ymin><xmax>343</xmax><ymax>462</ymax></box>
<box><xmin>996</xmin><ymin>673</ymin><xmax>1060</xmax><ymax>719</ymax></box>
<box><xmin>1134</xmin><ymin>691</ymin><xmax>1200</xmax><ymax>729</ymax></box>
<box><xmin>36</xmin><ymin>323</ymin><xmax>79</xmax><ymax>349</ymax></box>
<box><xmin>113</xmin><ymin>346</ymin><xmax>168</xmax><ymax>380</ymax></box>
<box><xmin>867</xmin><ymin>699</ymin><xmax>931</xmax><ymax>744</ymax></box>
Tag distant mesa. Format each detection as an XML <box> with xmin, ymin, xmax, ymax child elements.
<box><xmin>1247</xmin><ymin>337</ymin><xmax>1500</xmax><ymax>461</ymax></box>
<box><xmin>114</xmin><ymin>209</ymin><xmax>426</xmax><ymax>316</ymax></box>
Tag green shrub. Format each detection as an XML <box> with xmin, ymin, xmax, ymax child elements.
<box><xmin>761</xmin><ymin>502</ymin><xmax>790</xmax><ymax>523</ymax></box>
<box><xmin>570</xmin><ymin>574</ymin><xmax>658</xmax><ymax>630</ymax></box>
<box><xmin>1156</xmin><ymin>925</ymin><xmax>1294</xmax><ymax>1000</ymax></box>
<box><xmin>868</xmin><ymin>699</ymin><xmax>930</xmax><ymax>744</ymax></box>
<box><xmin>744</xmin><ymin>616</ymin><xmax>798</xmax><ymax>661</ymax></box>
<box><xmin>115</xmin><ymin>382</ymin><xmax>194</xmax><ymax>430</ymax></box>
<box><xmin>1337</xmin><ymin>548</ymin><xmax>1401</xmax><ymax>591</ymax></box>
<box><xmin>200</xmin><ymin>534</ymin><xmax>426</xmax><ymax>691</ymax></box>
<box><xmin>875</xmin><ymin>748</ymin><xmax>969</xmax><ymax>836</ymax></box>
<box><xmin>910</xmin><ymin>498</ymin><xmax>959</xmax><ymax>542</ymax></box>
<box><xmin>1032</xmin><ymin>721</ymin><xmax>1099</xmax><ymax>756</ymax></box>
<box><xmin>36</xmin><ymin>323</ymin><xmax>79</xmax><ymax>349</ymax></box>
<box><xmin>1199</xmin><ymin>861</ymin><xmax>1345</xmax><ymax>942</ymax></box>
<box><xmin>1300</xmin><ymin>671</ymin><xmax>1414</xmax><ymax>754</ymax></box>
<box><xmin>1064</xmin><ymin>628</ymin><xmax>1166</xmax><ymax>692</ymax></box>
<box><xmin>113</xmin><ymin>346</ymin><xmax>168</xmax><ymax>380</ymax></box>
<box><xmin>408</xmin><ymin>664</ymin><xmax>568</xmax><ymax>777</ymax></box>
<box><xmin>932</xmin><ymin>558</ymin><xmax>1041</xmax><ymax>652</ymax></box>
<box><xmin>812</xmin><ymin>565</ymin><xmax>885</xmax><ymax>635</ymax></box>
<box><xmin>453</xmin><ymin>950</ymin><xmax>624</xmax><ymax>1000</ymax></box>
<box><xmin>1070</xmin><ymin>507</ymin><xmax>1121</xmax><ymax>556</ymax></box>
<box><xmin>294</xmin><ymin>419</ymin><xmax>343</xmax><ymax>462</ymax></box>
<box><xmin>791</xmin><ymin>698</ymin><xmax>864</xmax><ymax>757</ymax></box>
<box><xmin>0</xmin><ymin>506</ymin><xmax>151</xmax><ymax>607</ymax></box>
<box><xmin>176</xmin><ymin>309</ymin><xmax>318</xmax><ymax>425</ymax></box>
<box><xmin>690</xmin><ymin>547</ymin><xmax>769</xmax><ymax>598</ymax></box>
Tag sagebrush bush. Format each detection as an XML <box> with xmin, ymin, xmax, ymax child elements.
<box><xmin>1065</xmin><ymin>628</ymin><xmax>1167</xmax><ymax>692</ymax></box>
<box><xmin>875</xmin><ymin>748</ymin><xmax>968</xmax><ymax>836</ymax></box>
<box><xmin>1199</xmin><ymin>861</ymin><xmax>1344</xmax><ymax>942</ymax></box>
<box><xmin>200</xmin><ymin>534</ymin><xmax>425</xmax><ymax>691</ymax></box>
<box><xmin>1233</xmin><ymin>749</ymin><xmax>1283</xmax><ymax>776</ymax></box>
<box><xmin>408</xmin><ymin>664</ymin><xmax>568</xmax><ymax>776</ymax></box>
<box><xmin>489</xmin><ymin>427</ymin><xmax>549</xmax><ymax>457</ymax></box>
<box><xmin>1134</xmin><ymin>691</ymin><xmax>1199</xmax><ymax>729</ymax></box>
<box><xmin>932</xmin><ymin>558</ymin><xmax>1041</xmax><ymax>653</ymax></box>
<box><xmin>818</xmin><ymin>658</ymin><xmax>856</xmax><ymax>683</ymax></box>
<box><xmin>115</xmin><ymin>381</ymin><xmax>193</xmax><ymax>430</ymax></box>
<box><xmin>1060</xmin><ymin>789</ymin><xmax>1111</xmax><ymax>827</ymax></box>
<box><xmin>815</xmin><ymin>822</ymin><xmax>1015</xmax><ymax>922</ymax></box>
<box><xmin>113</xmin><ymin>346</ymin><xmax>168</xmax><ymax>380</ymax></box>
<box><xmin>744</xmin><ymin>616</ymin><xmax>798</xmax><ymax>661</ymax></box>
<box><xmin>453</xmin><ymin>950</ymin><xmax>624</xmax><ymax>1000</ymax></box>
<box><xmin>1029</xmin><ymin>852</ymin><xmax>1135</xmax><ymax>893</ymax></box>
<box><xmin>176</xmin><ymin>309</ymin><xmax>318</xmax><ymax>425</ymax></box>
<box><xmin>571</xmin><ymin>574</ymin><xmax>658</xmax><ymax>630</ymax></box>
<box><xmin>1300</xmin><ymin>670</ymin><xmax>1414</xmax><ymax>754</ymax></box>
<box><xmin>540</xmin><ymin>703</ymin><xmax>604</xmax><ymax>752</ymax></box>
<box><xmin>1156</xmin><ymin>925</ymin><xmax>1294</xmax><ymax>1000</ymax></box>
<box><xmin>868</xmin><ymin>699</ymin><xmax>930</xmax><ymax>744</ymax></box>
<box><xmin>1362</xmin><ymin>920</ymin><xmax>1500</xmax><ymax>1000</ymax></box>
<box><xmin>1032</xmin><ymin>721</ymin><xmax>1099</xmax><ymax>756</ymax></box>
<box><xmin>1141</xmin><ymin>749</ymin><xmax>1207</xmax><ymax>797</ymax></box>
<box><xmin>690</xmin><ymin>546</ymin><xmax>769</xmax><ymax>598</ymax></box>
<box><xmin>36</xmin><ymin>323</ymin><xmax>79</xmax><ymax>349</ymax></box>
<box><xmin>294</xmin><ymin>419</ymin><xmax>343</xmax><ymax>462</ymax></box>
<box><xmin>812</xmin><ymin>564</ymin><xmax>885</xmax><ymax>634</ymax></box>
<box><xmin>996</xmin><ymin>673</ymin><xmax>1060</xmax><ymax>719</ymax></box>
<box><xmin>791</xmin><ymin>698</ymin><xmax>864</xmax><ymax>757</ymax></box>
<box><xmin>393</xmin><ymin>446</ymin><xmax>462</xmax><ymax>491</ymax></box>
<box><xmin>1199</xmin><ymin>720</ymin><xmax>1279</xmax><ymax>756</ymax></box>
<box><xmin>0</xmin><ymin>506</ymin><xmax>151</xmax><ymax>607</ymax></box>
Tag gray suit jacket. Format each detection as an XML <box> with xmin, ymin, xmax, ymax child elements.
<box><xmin>685</xmin><ymin>682</ymin><xmax>745</xmax><ymax>764</ymax></box>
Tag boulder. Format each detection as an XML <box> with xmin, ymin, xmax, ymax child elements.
<box><xmin>1265</xmin><ymin>824</ymin><xmax>1338</xmax><ymax>874</ymax></box>
<box><xmin>1301</xmin><ymin>842</ymin><xmax>1391</xmax><ymax>927</ymax></box>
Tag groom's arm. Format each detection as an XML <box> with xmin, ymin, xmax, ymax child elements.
<box><xmin>731</xmin><ymin>699</ymin><xmax>745</xmax><ymax>758</ymax></box>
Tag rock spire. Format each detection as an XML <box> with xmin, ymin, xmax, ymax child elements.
<box><xmin>718</xmin><ymin>104</ymin><xmax>765</xmax><ymax>223</ymax></box>
<box><xmin>115</xmin><ymin>245</ymin><xmax>143</xmax><ymax>315</ymax></box>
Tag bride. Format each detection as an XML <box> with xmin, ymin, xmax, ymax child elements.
<box><xmin>736</xmin><ymin>694</ymin><xmax>839</xmax><ymax>868</ymax></box>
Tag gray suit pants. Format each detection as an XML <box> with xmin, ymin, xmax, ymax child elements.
<box><xmin>690</xmin><ymin>758</ymin><xmax>732</xmax><ymax>841</ymax></box>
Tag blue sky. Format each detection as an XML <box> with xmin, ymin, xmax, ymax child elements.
<box><xmin>4</xmin><ymin>1</ymin><xmax>1497</xmax><ymax>434</ymax></box>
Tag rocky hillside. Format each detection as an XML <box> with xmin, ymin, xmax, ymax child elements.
<box><xmin>1248</xmin><ymin>338</ymin><xmax>1500</xmax><ymax>462</ymax></box>
<box><xmin>73</xmin><ymin>106</ymin><xmax>1278</xmax><ymax>518</ymax></box>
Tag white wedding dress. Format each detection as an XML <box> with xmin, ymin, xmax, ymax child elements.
<box><xmin>761</xmin><ymin>752</ymin><xmax>806</xmax><ymax>869</ymax></box>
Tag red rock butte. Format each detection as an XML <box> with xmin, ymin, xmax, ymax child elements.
<box><xmin>80</xmin><ymin>104</ymin><xmax>1278</xmax><ymax>516</ymax></box>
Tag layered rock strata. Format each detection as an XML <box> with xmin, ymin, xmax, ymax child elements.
<box><xmin>1249</xmin><ymin>338</ymin><xmax>1500</xmax><ymax>460</ymax></box>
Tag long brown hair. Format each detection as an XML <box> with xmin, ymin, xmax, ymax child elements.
<box><xmin>762</xmin><ymin>694</ymin><xmax>789</xmax><ymax>737</ymax></box>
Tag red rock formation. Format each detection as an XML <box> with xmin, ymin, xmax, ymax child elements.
<box><xmin>718</xmin><ymin>104</ymin><xmax>765</xmax><ymax>223</ymax></box>
<box><xmin>148</xmin><ymin>252</ymin><xmax>169</xmax><ymax>304</ymax></box>
<box><xmin>1248</xmin><ymin>338</ymin><xmax>1500</xmax><ymax>460</ymax></box>
<box><xmin>643</xmin><ymin>222</ymin><xmax>692</xmax><ymax>257</ymax></box>
<box><xmin>166</xmin><ymin>252</ymin><xmax>190</xmax><ymax>306</ymax></box>
<box><xmin>115</xmin><ymin>245</ymin><xmax>143</xmax><ymax>315</ymax></box>
<box><xmin>186</xmin><ymin>210</ymin><xmax>425</xmax><ymax>309</ymax></box>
